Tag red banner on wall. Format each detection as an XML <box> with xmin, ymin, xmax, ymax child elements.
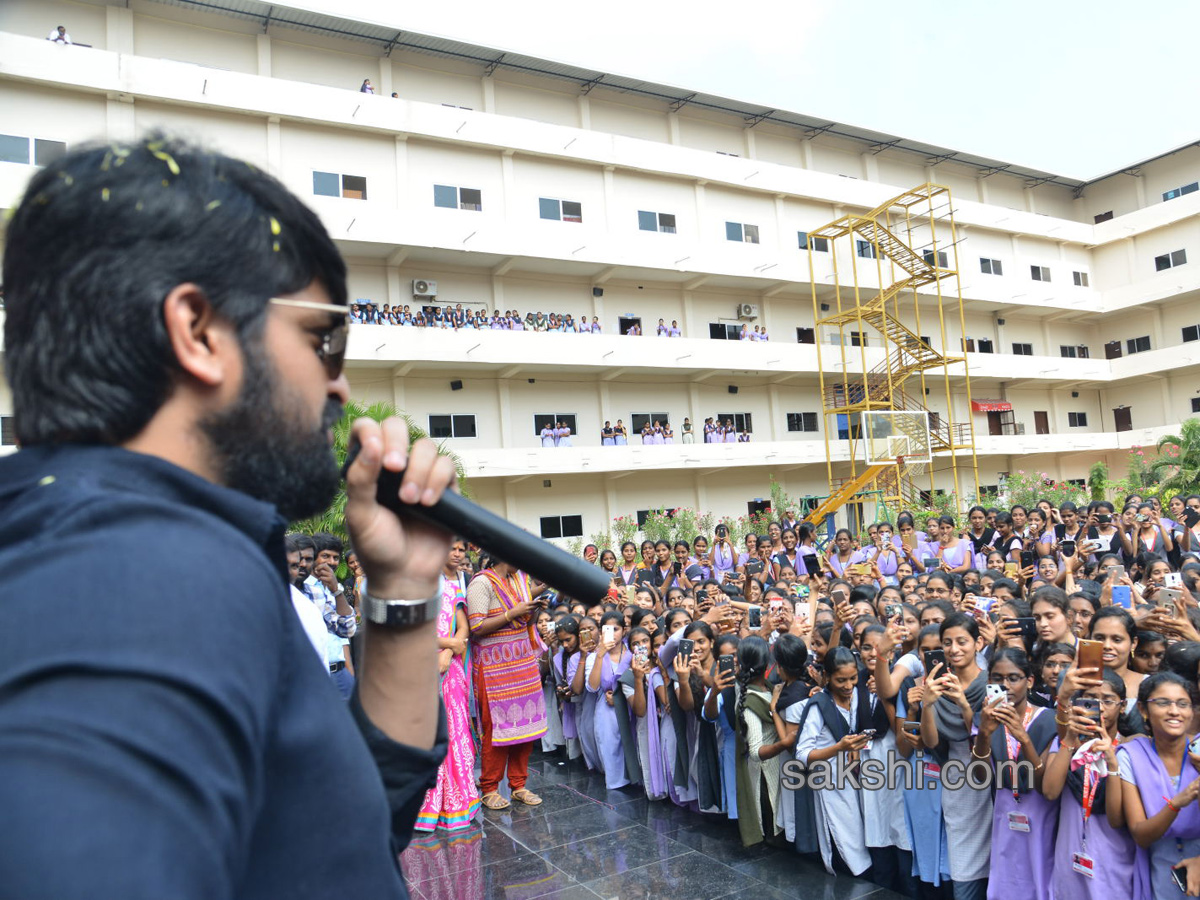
<box><xmin>971</xmin><ymin>400</ymin><xmax>1013</xmax><ymax>412</ymax></box>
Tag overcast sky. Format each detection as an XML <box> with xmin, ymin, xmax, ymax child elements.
<box><xmin>302</xmin><ymin>0</ymin><xmax>1198</xmax><ymax>180</ymax></box>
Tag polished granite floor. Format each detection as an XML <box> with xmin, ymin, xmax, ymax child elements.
<box><xmin>400</xmin><ymin>750</ymin><xmax>908</xmax><ymax>900</ymax></box>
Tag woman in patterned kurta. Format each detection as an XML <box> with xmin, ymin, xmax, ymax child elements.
<box><xmin>468</xmin><ymin>561</ymin><xmax>548</xmax><ymax>810</ymax></box>
<box><xmin>415</xmin><ymin>545</ymin><xmax>481</xmax><ymax>831</ymax></box>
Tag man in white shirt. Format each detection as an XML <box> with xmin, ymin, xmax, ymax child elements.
<box><xmin>48</xmin><ymin>26</ymin><xmax>71</xmax><ymax>44</ymax></box>
<box><xmin>285</xmin><ymin>535</ymin><xmax>327</xmax><ymax>662</ymax></box>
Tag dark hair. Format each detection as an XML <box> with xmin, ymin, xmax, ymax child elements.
<box><xmin>312</xmin><ymin>532</ymin><xmax>344</xmax><ymax>557</ymax></box>
<box><xmin>599</xmin><ymin>610</ymin><xmax>623</xmax><ymax>629</ymax></box>
<box><xmin>1030</xmin><ymin>585</ymin><xmax>1070</xmax><ymax>614</ymax></box>
<box><xmin>823</xmin><ymin>645</ymin><xmax>859</xmax><ymax>678</ymax></box>
<box><xmin>1162</xmin><ymin>641</ymin><xmax>1200</xmax><ymax>681</ymax></box>
<box><xmin>772</xmin><ymin>633</ymin><xmax>809</xmax><ymax>679</ymax></box>
<box><xmin>1089</xmin><ymin>606</ymin><xmax>1136</xmax><ymax>643</ymax></box>
<box><xmin>290</xmin><ymin>532</ymin><xmax>315</xmax><ymax>554</ymax></box>
<box><xmin>3</xmin><ymin>134</ymin><xmax>346</xmax><ymax>445</ymax></box>
<box><xmin>1137</xmin><ymin>630</ymin><xmax>1167</xmax><ymax>647</ymax></box>
<box><xmin>735</xmin><ymin>636</ymin><xmax>772</xmax><ymax>752</ymax></box>
<box><xmin>283</xmin><ymin>534</ymin><xmax>300</xmax><ymax>554</ymax></box>
<box><xmin>1138</xmin><ymin>672</ymin><xmax>1197</xmax><ymax>713</ymax></box>
<box><xmin>990</xmin><ymin>647</ymin><xmax>1032</xmax><ymax>678</ymax></box>
<box><xmin>554</xmin><ymin>615</ymin><xmax>581</xmax><ymax>677</ymax></box>
<box><xmin>939</xmin><ymin>611</ymin><xmax>980</xmax><ymax>641</ymax></box>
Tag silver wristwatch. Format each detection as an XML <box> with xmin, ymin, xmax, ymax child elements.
<box><xmin>363</xmin><ymin>590</ymin><xmax>440</xmax><ymax>628</ymax></box>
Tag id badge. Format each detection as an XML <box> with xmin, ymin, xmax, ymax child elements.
<box><xmin>1071</xmin><ymin>852</ymin><xmax>1094</xmax><ymax>877</ymax></box>
<box><xmin>923</xmin><ymin>761</ymin><xmax>941</xmax><ymax>781</ymax></box>
<box><xmin>1007</xmin><ymin>811</ymin><xmax>1031</xmax><ymax>833</ymax></box>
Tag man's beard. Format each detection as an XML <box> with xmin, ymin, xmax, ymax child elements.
<box><xmin>200</xmin><ymin>349</ymin><xmax>343</xmax><ymax>522</ymax></box>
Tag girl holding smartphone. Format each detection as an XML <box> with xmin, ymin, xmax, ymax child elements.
<box><xmin>587</xmin><ymin>611</ymin><xmax>632</xmax><ymax>789</ymax></box>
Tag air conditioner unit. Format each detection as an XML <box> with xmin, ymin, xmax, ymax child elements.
<box><xmin>736</xmin><ymin>303</ymin><xmax>759</xmax><ymax>320</ymax></box>
<box><xmin>412</xmin><ymin>279</ymin><xmax>438</xmax><ymax>297</ymax></box>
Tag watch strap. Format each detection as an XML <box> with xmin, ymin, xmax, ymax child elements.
<box><xmin>364</xmin><ymin>591</ymin><xmax>440</xmax><ymax>628</ymax></box>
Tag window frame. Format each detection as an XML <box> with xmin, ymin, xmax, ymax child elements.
<box><xmin>1012</xmin><ymin>342</ymin><xmax>1033</xmax><ymax>356</ymax></box>
<box><xmin>1126</xmin><ymin>335</ymin><xmax>1151</xmax><ymax>355</ymax></box>
<box><xmin>786</xmin><ymin>412</ymin><xmax>820</xmax><ymax>433</ymax></box>
<box><xmin>630</xmin><ymin>412</ymin><xmax>671</xmax><ymax>434</ymax></box>
<box><xmin>540</xmin><ymin>514</ymin><xmax>583</xmax><ymax>539</ymax></box>
<box><xmin>1072</xmin><ymin>270</ymin><xmax>1089</xmax><ymax>287</ymax></box>
<box><xmin>1030</xmin><ymin>265</ymin><xmax>1051</xmax><ymax>282</ymax></box>
<box><xmin>980</xmin><ymin>257</ymin><xmax>1003</xmax><ymax>276</ymax></box>
<box><xmin>639</xmin><ymin>210</ymin><xmax>676</xmax><ymax>233</ymax></box>
<box><xmin>1068</xmin><ymin>412</ymin><xmax>1088</xmax><ymax>428</ymax></box>
<box><xmin>427</xmin><ymin>414</ymin><xmax>478</xmax><ymax>439</ymax></box>
<box><xmin>533</xmin><ymin>413</ymin><xmax>578</xmax><ymax>436</ymax></box>
<box><xmin>539</xmin><ymin>197</ymin><xmax>583</xmax><ymax>223</ymax></box>
<box><xmin>715</xmin><ymin>412</ymin><xmax>753</xmax><ymax>433</ymax></box>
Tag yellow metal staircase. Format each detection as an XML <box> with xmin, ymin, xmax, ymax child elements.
<box><xmin>802</xmin><ymin>462</ymin><xmax>894</xmax><ymax>531</ymax></box>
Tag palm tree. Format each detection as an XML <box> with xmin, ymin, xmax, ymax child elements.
<box><xmin>290</xmin><ymin>399</ymin><xmax>468</xmax><ymax>543</ymax></box>
<box><xmin>1149</xmin><ymin>417</ymin><xmax>1200</xmax><ymax>498</ymax></box>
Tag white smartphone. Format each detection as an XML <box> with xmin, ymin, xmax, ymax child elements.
<box><xmin>602</xmin><ymin>624</ymin><xmax>616</xmax><ymax>644</ymax></box>
<box><xmin>1165</xmin><ymin>572</ymin><xmax>1183</xmax><ymax>589</ymax></box>
<box><xmin>986</xmin><ymin>682</ymin><xmax>1007</xmax><ymax>705</ymax></box>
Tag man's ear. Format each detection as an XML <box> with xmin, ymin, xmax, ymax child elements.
<box><xmin>161</xmin><ymin>284</ymin><xmax>237</xmax><ymax>388</ymax></box>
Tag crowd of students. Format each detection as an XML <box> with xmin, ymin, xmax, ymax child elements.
<box><xmin>349</xmin><ymin>303</ymin><xmax>606</xmax><ymax>332</ymax></box>
<box><xmin>493</xmin><ymin>493</ymin><xmax>1200</xmax><ymax>900</ymax></box>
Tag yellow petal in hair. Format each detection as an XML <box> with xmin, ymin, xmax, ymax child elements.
<box><xmin>273</xmin><ymin>240</ymin><xmax>281</xmax><ymax>252</ymax></box>
<box><xmin>101</xmin><ymin>187</ymin><xmax>110</xmax><ymax>202</ymax></box>
<box><xmin>149</xmin><ymin>148</ymin><xmax>181</xmax><ymax>176</ymax></box>
<box><xmin>269</xmin><ymin>216</ymin><xmax>281</xmax><ymax>236</ymax></box>
<box><xmin>205</xmin><ymin>200</ymin><xmax>221</xmax><ymax>211</ymax></box>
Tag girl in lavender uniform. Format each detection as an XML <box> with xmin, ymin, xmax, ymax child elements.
<box><xmin>570</xmin><ymin>617</ymin><xmax>604</xmax><ymax>772</ymax></box>
<box><xmin>1117</xmin><ymin>671</ymin><xmax>1200</xmax><ymax>900</ymax></box>
<box><xmin>1043</xmin><ymin>668</ymin><xmax>1135</xmax><ymax>900</ymax></box>
<box><xmin>614</xmin><ymin>420</ymin><xmax>628</xmax><ymax>445</ymax></box>
<box><xmin>623</xmin><ymin>626</ymin><xmax>667</xmax><ymax>800</ymax></box>
<box><xmin>974</xmin><ymin>648</ymin><xmax>1057</xmax><ymax>900</ymax></box>
<box><xmin>557</xmin><ymin>422</ymin><xmax>573</xmax><ymax>448</ymax></box>
<box><xmin>553</xmin><ymin>617</ymin><xmax>583</xmax><ymax>761</ymax></box>
<box><xmin>663</xmin><ymin>424</ymin><xmax>674</xmax><ymax>445</ymax></box>
<box><xmin>540</xmin><ymin>424</ymin><xmax>556</xmax><ymax>447</ymax></box>
<box><xmin>588</xmin><ymin>612</ymin><xmax>632</xmax><ymax>789</ymax></box>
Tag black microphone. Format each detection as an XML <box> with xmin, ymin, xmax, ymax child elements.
<box><xmin>341</xmin><ymin>442</ymin><xmax>610</xmax><ymax>601</ymax></box>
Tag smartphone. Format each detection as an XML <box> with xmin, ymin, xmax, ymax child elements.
<box><xmin>1060</xmin><ymin>539</ymin><xmax>1076</xmax><ymax>558</ymax></box>
<box><xmin>1076</xmin><ymin>638</ymin><xmax>1103</xmax><ymax>672</ymax></box>
<box><xmin>602</xmin><ymin>624</ymin><xmax>616</xmax><ymax>645</ymax></box>
<box><xmin>1166</xmin><ymin>572</ymin><xmax>1183</xmax><ymax>589</ymax></box>
<box><xmin>885</xmin><ymin>604</ymin><xmax>902</xmax><ymax>620</ymax></box>
<box><xmin>1159</xmin><ymin>587</ymin><xmax>1184</xmax><ymax>613</ymax></box>
<box><xmin>923</xmin><ymin>648</ymin><xmax>947</xmax><ymax>674</ymax></box>
<box><xmin>1136</xmin><ymin>513</ymin><xmax>1148</xmax><ymax>523</ymax></box>
<box><xmin>1111</xmin><ymin>584</ymin><xmax>1132</xmax><ymax>610</ymax></box>
<box><xmin>1015</xmin><ymin>617</ymin><xmax>1038</xmax><ymax>642</ymax></box>
<box><xmin>1186</xmin><ymin>508</ymin><xmax>1200</xmax><ymax>530</ymax></box>
<box><xmin>633</xmin><ymin>644</ymin><xmax>649</xmax><ymax>664</ymax></box>
<box><xmin>1096</xmin><ymin>514</ymin><xmax>1111</xmax><ymax>525</ymax></box>
<box><xmin>676</xmin><ymin>638</ymin><xmax>695</xmax><ymax>662</ymax></box>
<box><xmin>794</xmin><ymin>600</ymin><xmax>808</xmax><ymax>620</ymax></box>
<box><xmin>986</xmin><ymin>682</ymin><xmax>1007</xmax><ymax>705</ymax></box>
<box><xmin>624</xmin><ymin>585</ymin><xmax>636</xmax><ymax>605</ymax></box>
<box><xmin>769</xmin><ymin>599</ymin><xmax>786</xmax><ymax>614</ymax></box>
<box><xmin>673</xmin><ymin>560</ymin><xmax>682</xmax><ymax>574</ymax></box>
<box><xmin>831</xmin><ymin>588</ymin><xmax>848</xmax><ymax>606</ymax></box>
<box><xmin>1108</xmin><ymin>564</ymin><xmax>1126</xmax><ymax>582</ymax></box>
<box><xmin>1188</xmin><ymin>735</ymin><xmax>1200</xmax><ymax>756</ymax></box>
<box><xmin>923</xmin><ymin>557</ymin><xmax>939</xmax><ymax>570</ymax></box>
<box><xmin>902</xmin><ymin>532</ymin><xmax>917</xmax><ymax>550</ymax></box>
<box><xmin>857</xmin><ymin>728</ymin><xmax>877</xmax><ymax>739</ymax></box>
<box><xmin>746</xmin><ymin>560</ymin><xmax>765</xmax><ymax>577</ymax></box>
<box><xmin>901</xmin><ymin>720</ymin><xmax>922</xmax><ymax>735</ymax></box>
<box><xmin>1172</xmin><ymin>865</ymin><xmax>1188</xmax><ymax>894</ymax></box>
<box><xmin>1071</xmin><ymin>696</ymin><xmax>1102</xmax><ymax>718</ymax></box>
<box><xmin>1004</xmin><ymin>562</ymin><xmax>1018</xmax><ymax>578</ymax></box>
<box><xmin>748</xmin><ymin>606</ymin><xmax>763</xmax><ymax>629</ymax></box>
<box><xmin>718</xmin><ymin>654</ymin><xmax>735</xmax><ymax>677</ymax></box>
<box><xmin>803</xmin><ymin>554</ymin><xmax>821</xmax><ymax>575</ymax></box>
<box><xmin>1020</xmin><ymin>549</ymin><xmax>1036</xmax><ymax>570</ymax></box>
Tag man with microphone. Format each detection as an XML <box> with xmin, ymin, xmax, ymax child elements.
<box><xmin>0</xmin><ymin>136</ymin><xmax>455</xmax><ymax>899</ymax></box>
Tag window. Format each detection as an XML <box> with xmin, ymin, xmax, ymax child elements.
<box><xmin>427</xmin><ymin>414</ymin><xmax>477</xmax><ymax>438</ymax></box>
<box><xmin>1066</xmin><ymin>478</ymin><xmax>1086</xmax><ymax>488</ymax></box>
<box><xmin>540</xmin><ymin>514</ymin><xmax>583</xmax><ymax>539</ymax></box>
<box><xmin>1060</xmin><ymin>345</ymin><xmax>1078</xmax><ymax>358</ymax></box>
<box><xmin>539</xmin><ymin>198</ymin><xmax>583</xmax><ymax>223</ymax></box>
<box><xmin>1068</xmin><ymin>412</ymin><xmax>1088</xmax><ymax>427</ymax></box>
<box><xmin>1184</xmin><ymin>325</ymin><xmax>1200</xmax><ymax>343</ymax></box>
<box><xmin>800</xmin><ymin>234</ymin><xmax>829</xmax><ymax>252</ymax></box>
<box><xmin>856</xmin><ymin>240</ymin><xmax>878</xmax><ymax>259</ymax></box>
<box><xmin>850</xmin><ymin>331</ymin><xmax>868</xmax><ymax>347</ymax></box>
<box><xmin>709</xmin><ymin>323</ymin><xmax>740</xmax><ymax>340</ymax></box>
<box><xmin>533</xmin><ymin>413</ymin><xmax>578</xmax><ymax>436</ymax></box>
<box><xmin>725</xmin><ymin>222</ymin><xmax>759</xmax><ymax>243</ymax></box>
<box><xmin>1163</xmin><ymin>182</ymin><xmax>1199</xmax><ymax>202</ymax></box>
<box><xmin>0</xmin><ymin>134</ymin><xmax>66</xmax><ymax>166</ymax></box>
<box><xmin>433</xmin><ymin>184</ymin><xmax>482</xmax><ymax>211</ymax></box>
<box><xmin>0</xmin><ymin>416</ymin><xmax>15</xmax><ymax>446</ymax></box>
<box><xmin>787</xmin><ymin>412</ymin><xmax>819</xmax><ymax>432</ymax></box>
<box><xmin>1031</xmin><ymin>265</ymin><xmax>1051</xmax><ymax>282</ymax></box>
<box><xmin>638</xmin><ymin>210</ymin><xmax>677</xmax><ymax>233</ymax></box>
<box><xmin>1093</xmin><ymin>210</ymin><xmax>1114</xmax><ymax>223</ymax></box>
<box><xmin>1155</xmin><ymin>249</ymin><xmax>1188</xmax><ymax>271</ymax></box>
<box><xmin>636</xmin><ymin>508</ymin><xmax>675</xmax><ymax>528</ymax></box>
<box><xmin>1192</xmin><ymin>398</ymin><xmax>1200</xmax><ymax>413</ymax></box>
<box><xmin>313</xmin><ymin>171</ymin><xmax>367</xmax><ymax>200</ymax></box>
<box><xmin>630</xmin><ymin>412</ymin><xmax>670</xmax><ymax>433</ymax></box>
<box><xmin>923</xmin><ymin>250</ymin><xmax>949</xmax><ymax>268</ymax></box>
<box><xmin>796</xmin><ymin>327</ymin><xmax>815</xmax><ymax>344</ymax></box>
<box><xmin>1127</xmin><ymin>335</ymin><xmax>1151</xmax><ymax>354</ymax></box>
<box><xmin>980</xmin><ymin>257</ymin><xmax>1003</xmax><ymax>276</ymax></box>
<box><xmin>716</xmin><ymin>412</ymin><xmax>753</xmax><ymax>433</ymax></box>
<box><xmin>1072</xmin><ymin>271</ymin><xmax>1089</xmax><ymax>287</ymax></box>
<box><xmin>1012</xmin><ymin>343</ymin><xmax>1033</xmax><ymax>356</ymax></box>
<box><xmin>977</xmin><ymin>338</ymin><xmax>994</xmax><ymax>354</ymax></box>
<box><xmin>836</xmin><ymin>413</ymin><xmax>862</xmax><ymax>440</ymax></box>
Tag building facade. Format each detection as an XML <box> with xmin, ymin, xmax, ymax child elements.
<box><xmin>2</xmin><ymin>0</ymin><xmax>1199</xmax><ymax>542</ymax></box>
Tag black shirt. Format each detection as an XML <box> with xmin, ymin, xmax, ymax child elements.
<box><xmin>0</xmin><ymin>444</ymin><xmax>446</xmax><ymax>899</ymax></box>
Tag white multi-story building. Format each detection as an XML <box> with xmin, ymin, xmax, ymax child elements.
<box><xmin>2</xmin><ymin>0</ymin><xmax>1198</xmax><ymax>542</ymax></box>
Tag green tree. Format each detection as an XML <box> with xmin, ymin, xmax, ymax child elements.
<box><xmin>290</xmin><ymin>399</ymin><xmax>468</xmax><ymax>544</ymax></box>
<box><xmin>1088</xmin><ymin>461</ymin><xmax>1108</xmax><ymax>502</ymax></box>
<box><xmin>1150</xmin><ymin>417</ymin><xmax>1200</xmax><ymax>498</ymax></box>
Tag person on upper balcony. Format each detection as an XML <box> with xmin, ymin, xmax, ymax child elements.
<box><xmin>47</xmin><ymin>25</ymin><xmax>71</xmax><ymax>44</ymax></box>
<box><xmin>360</xmin><ymin>79</ymin><xmax>375</xmax><ymax>94</ymax></box>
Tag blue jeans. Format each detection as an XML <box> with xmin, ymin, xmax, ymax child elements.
<box><xmin>331</xmin><ymin>666</ymin><xmax>355</xmax><ymax>701</ymax></box>
<box><xmin>951</xmin><ymin>878</ymin><xmax>987</xmax><ymax>900</ymax></box>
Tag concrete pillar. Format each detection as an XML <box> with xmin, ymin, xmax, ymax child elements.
<box><xmin>578</xmin><ymin>96</ymin><xmax>591</xmax><ymax>129</ymax></box>
<box><xmin>386</xmin><ymin>267</ymin><xmax>402</xmax><ymax>309</ymax></box>
<box><xmin>500</xmin><ymin>150</ymin><xmax>514</xmax><ymax>221</ymax></box>
<box><xmin>391</xmin><ymin>373</ymin><xmax>407</xmax><ymax>413</ymax></box>
<box><xmin>481</xmin><ymin>77</ymin><xmax>495</xmax><ymax>113</ymax></box>
<box><xmin>497</xmin><ymin>380</ymin><xmax>513</xmax><ymax>448</ymax></box>
<box><xmin>378</xmin><ymin>57</ymin><xmax>393</xmax><ymax>97</ymax></box>
<box><xmin>667</xmin><ymin>112</ymin><xmax>681</xmax><ymax>145</ymax></box>
<box><xmin>394</xmin><ymin>135</ymin><xmax>408</xmax><ymax>210</ymax></box>
<box><xmin>860</xmin><ymin>151</ymin><xmax>879</xmax><ymax>183</ymax></box>
<box><xmin>602</xmin><ymin>166</ymin><xmax>615</xmax><ymax>233</ymax></box>
<box><xmin>256</xmin><ymin>34</ymin><xmax>272</xmax><ymax>77</ymax></box>
<box><xmin>743</xmin><ymin>127</ymin><xmax>757</xmax><ymax>159</ymax></box>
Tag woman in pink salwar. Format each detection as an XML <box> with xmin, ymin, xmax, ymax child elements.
<box><xmin>415</xmin><ymin>539</ymin><xmax>481</xmax><ymax>831</ymax></box>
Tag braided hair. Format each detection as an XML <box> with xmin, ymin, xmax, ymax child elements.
<box><xmin>554</xmin><ymin>614</ymin><xmax>581</xmax><ymax>681</ymax></box>
<box><xmin>735</xmin><ymin>635</ymin><xmax>771</xmax><ymax>754</ymax></box>
<box><xmin>682</xmin><ymin>621</ymin><xmax>714</xmax><ymax>710</ymax></box>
